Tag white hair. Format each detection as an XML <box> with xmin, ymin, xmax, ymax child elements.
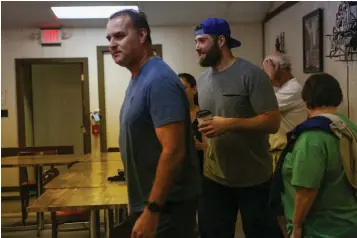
<box><xmin>263</xmin><ymin>54</ymin><xmax>291</xmax><ymax>71</ymax></box>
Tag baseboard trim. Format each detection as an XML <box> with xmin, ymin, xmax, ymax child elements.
<box><xmin>2</xmin><ymin>196</ymin><xmax>20</xmax><ymax>201</ymax></box>
<box><xmin>1</xmin><ymin>187</ymin><xmax>36</xmax><ymax>201</ymax></box>
<box><xmin>2</xmin><ymin>186</ymin><xmax>20</xmax><ymax>192</ymax></box>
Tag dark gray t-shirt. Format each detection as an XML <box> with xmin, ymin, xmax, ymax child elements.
<box><xmin>197</xmin><ymin>58</ymin><xmax>278</xmax><ymax>187</ymax></box>
<box><xmin>119</xmin><ymin>57</ymin><xmax>201</xmax><ymax>212</ymax></box>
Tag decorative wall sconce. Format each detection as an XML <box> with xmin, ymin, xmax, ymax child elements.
<box><xmin>275</xmin><ymin>32</ymin><xmax>285</xmax><ymax>53</ymax></box>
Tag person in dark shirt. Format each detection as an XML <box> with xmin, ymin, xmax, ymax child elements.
<box><xmin>179</xmin><ymin>73</ymin><xmax>207</xmax><ymax>174</ymax></box>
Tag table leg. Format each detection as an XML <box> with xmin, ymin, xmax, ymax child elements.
<box><xmin>90</xmin><ymin>210</ymin><xmax>100</xmax><ymax>238</ymax></box>
<box><xmin>114</xmin><ymin>208</ymin><xmax>120</xmax><ymax>225</ymax></box>
<box><xmin>105</xmin><ymin>209</ymin><xmax>114</xmax><ymax>238</ymax></box>
<box><xmin>116</xmin><ymin>208</ymin><xmax>127</xmax><ymax>224</ymax></box>
<box><xmin>35</xmin><ymin>166</ymin><xmax>44</xmax><ymax>237</ymax></box>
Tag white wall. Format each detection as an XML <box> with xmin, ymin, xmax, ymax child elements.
<box><xmin>104</xmin><ymin>54</ymin><xmax>131</xmax><ymax>149</ymax></box>
<box><xmin>264</xmin><ymin>1</ymin><xmax>357</xmax><ymax>123</ymax></box>
<box><xmin>1</xmin><ymin>24</ymin><xmax>263</xmax><ymax>150</ymax></box>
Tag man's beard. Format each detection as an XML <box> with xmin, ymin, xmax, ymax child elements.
<box><xmin>199</xmin><ymin>42</ymin><xmax>222</xmax><ymax>67</ymax></box>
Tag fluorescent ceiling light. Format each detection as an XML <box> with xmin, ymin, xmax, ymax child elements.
<box><xmin>51</xmin><ymin>6</ymin><xmax>139</xmax><ymax>19</ymax></box>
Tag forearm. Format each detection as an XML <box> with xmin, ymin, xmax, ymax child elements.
<box><xmin>277</xmin><ymin>215</ymin><xmax>289</xmax><ymax>238</ymax></box>
<box><xmin>225</xmin><ymin>112</ymin><xmax>280</xmax><ymax>134</ymax></box>
<box><xmin>293</xmin><ymin>187</ymin><xmax>318</xmax><ymax>228</ymax></box>
<box><xmin>148</xmin><ymin>150</ymin><xmax>185</xmax><ymax>206</ymax></box>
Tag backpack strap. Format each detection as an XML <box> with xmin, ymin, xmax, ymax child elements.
<box><xmin>320</xmin><ymin>114</ymin><xmax>357</xmax><ymax>194</ymax></box>
<box><xmin>270</xmin><ymin>116</ymin><xmax>335</xmax><ymax>214</ymax></box>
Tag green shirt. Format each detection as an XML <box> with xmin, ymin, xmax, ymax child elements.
<box><xmin>282</xmin><ymin>114</ymin><xmax>357</xmax><ymax>237</ymax></box>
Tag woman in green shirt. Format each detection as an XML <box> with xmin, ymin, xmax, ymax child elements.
<box><xmin>281</xmin><ymin>73</ymin><xmax>357</xmax><ymax>238</ymax></box>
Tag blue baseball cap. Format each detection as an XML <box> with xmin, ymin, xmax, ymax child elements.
<box><xmin>195</xmin><ymin>18</ymin><xmax>241</xmax><ymax>48</ymax></box>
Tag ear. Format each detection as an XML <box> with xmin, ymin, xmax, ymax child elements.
<box><xmin>218</xmin><ymin>35</ymin><xmax>226</xmax><ymax>48</ymax></box>
<box><xmin>192</xmin><ymin>86</ymin><xmax>197</xmax><ymax>94</ymax></box>
<box><xmin>138</xmin><ymin>28</ymin><xmax>148</xmax><ymax>44</ymax></box>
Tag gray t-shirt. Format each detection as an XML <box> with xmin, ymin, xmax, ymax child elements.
<box><xmin>119</xmin><ymin>57</ymin><xmax>201</xmax><ymax>213</ymax></box>
<box><xmin>197</xmin><ymin>58</ymin><xmax>278</xmax><ymax>187</ymax></box>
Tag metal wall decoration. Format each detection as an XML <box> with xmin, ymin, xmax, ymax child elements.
<box><xmin>325</xmin><ymin>1</ymin><xmax>357</xmax><ymax>118</ymax></box>
<box><xmin>303</xmin><ymin>8</ymin><xmax>324</xmax><ymax>73</ymax></box>
<box><xmin>275</xmin><ymin>32</ymin><xmax>285</xmax><ymax>53</ymax></box>
<box><xmin>326</xmin><ymin>1</ymin><xmax>357</xmax><ymax>62</ymax></box>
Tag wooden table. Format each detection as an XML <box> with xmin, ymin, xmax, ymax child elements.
<box><xmin>1</xmin><ymin>155</ymin><xmax>80</xmax><ymax>236</ymax></box>
<box><xmin>42</xmin><ymin>160</ymin><xmax>126</xmax><ymax>237</ymax></box>
<box><xmin>44</xmin><ymin>161</ymin><xmax>124</xmax><ymax>189</ymax></box>
<box><xmin>77</xmin><ymin>152</ymin><xmax>122</xmax><ymax>162</ymax></box>
<box><xmin>4</xmin><ymin>153</ymin><xmax>124</xmax><ymax>237</ymax></box>
<box><xmin>28</xmin><ymin>187</ymin><xmax>128</xmax><ymax>212</ymax></box>
<box><xmin>28</xmin><ymin>187</ymin><xmax>128</xmax><ymax>238</ymax></box>
<box><xmin>1</xmin><ymin>152</ymin><xmax>122</xmax><ymax>166</ymax></box>
<box><xmin>1</xmin><ymin>155</ymin><xmax>79</xmax><ymax>168</ymax></box>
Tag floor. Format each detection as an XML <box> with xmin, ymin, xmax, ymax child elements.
<box><xmin>1</xmin><ymin>199</ymin><xmax>245</xmax><ymax>238</ymax></box>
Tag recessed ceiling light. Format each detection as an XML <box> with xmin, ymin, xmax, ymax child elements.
<box><xmin>51</xmin><ymin>6</ymin><xmax>139</xmax><ymax>19</ymax></box>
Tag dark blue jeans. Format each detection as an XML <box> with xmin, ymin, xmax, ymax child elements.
<box><xmin>198</xmin><ymin>177</ymin><xmax>283</xmax><ymax>238</ymax></box>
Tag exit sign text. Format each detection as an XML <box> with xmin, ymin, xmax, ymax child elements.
<box><xmin>40</xmin><ymin>29</ymin><xmax>62</xmax><ymax>45</ymax></box>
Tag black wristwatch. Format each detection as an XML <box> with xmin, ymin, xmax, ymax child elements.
<box><xmin>144</xmin><ymin>201</ymin><xmax>164</xmax><ymax>213</ymax></box>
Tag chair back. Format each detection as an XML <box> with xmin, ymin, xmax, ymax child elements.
<box><xmin>18</xmin><ymin>150</ymin><xmax>58</xmax><ymax>185</ymax></box>
<box><xmin>43</xmin><ymin>167</ymin><xmax>60</xmax><ymax>186</ymax></box>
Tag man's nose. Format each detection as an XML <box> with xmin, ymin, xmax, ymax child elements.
<box><xmin>195</xmin><ymin>42</ymin><xmax>200</xmax><ymax>51</ymax></box>
<box><xmin>109</xmin><ymin>38</ymin><xmax>117</xmax><ymax>48</ymax></box>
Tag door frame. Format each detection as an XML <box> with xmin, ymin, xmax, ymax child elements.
<box><xmin>96</xmin><ymin>45</ymin><xmax>162</xmax><ymax>152</ymax></box>
<box><xmin>15</xmin><ymin>58</ymin><xmax>91</xmax><ymax>154</ymax></box>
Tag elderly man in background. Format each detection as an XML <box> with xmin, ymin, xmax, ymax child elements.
<box><xmin>263</xmin><ymin>52</ymin><xmax>307</xmax><ymax>166</ymax></box>
<box><xmin>263</xmin><ymin>52</ymin><xmax>307</xmax><ymax>237</ymax></box>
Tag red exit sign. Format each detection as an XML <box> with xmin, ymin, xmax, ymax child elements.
<box><xmin>40</xmin><ymin>29</ymin><xmax>62</xmax><ymax>45</ymax></box>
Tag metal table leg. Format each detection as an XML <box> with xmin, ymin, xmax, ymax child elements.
<box><xmin>114</xmin><ymin>209</ymin><xmax>120</xmax><ymax>226</ymax></box>
<box><xmin>117</xmin><ymin>208</ymin><xmax>127</xmax><ymax>224</ymax></box>
<box><xmin>90</xmin><ymin>210</ymin><xmax>100</xmax><ymax>238</ymax></box>
<box><xmin>105</xmin><ymin>209</ymin><xmax>114</xmax><ymax>238</ymax></box>
<box><xmin>36</xmin><ymin>166</ymin><xmax>44</xmax><ymax>237</ymax></box>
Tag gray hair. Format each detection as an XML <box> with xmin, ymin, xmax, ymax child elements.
<box><xmin>263</xmin><ymin>54</ymin><xmax>291</xmax><ymax>71</ymax></box>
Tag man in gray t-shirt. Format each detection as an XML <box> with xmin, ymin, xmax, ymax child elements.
<box><xmin>194</xmin><ymin>18</ymin><xmax>281</xmax><ymax>238</ymax></box>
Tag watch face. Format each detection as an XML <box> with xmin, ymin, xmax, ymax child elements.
<box><xmin>147</xmin><ymin>202</ymin><xmax>162</xmax><ymax>212</ymax></box>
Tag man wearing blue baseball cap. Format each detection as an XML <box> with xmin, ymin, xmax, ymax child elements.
<box><xmin>195</xmin><ymin>18</ymin><xmax>281</xmax><ymax>238</ymax></box>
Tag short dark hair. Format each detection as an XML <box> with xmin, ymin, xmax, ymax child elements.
<box><xmin>178</xmin><ymin>73</ymin><xmax>199</xmax><ymax>106</ymax></box>
<box><xmin>302</xmin><ymin>73</ymin><xmax>343</xmax><ymax>109</ymax></box>
<box><xmin>109</xmin><ymin>9</ymin><xmax>152</xmax><ymax>44</ymax></box>
<box><xmin>178</xmin><ymin>73</ymin><xmax>196</xmax><ymax>88</ymax></box>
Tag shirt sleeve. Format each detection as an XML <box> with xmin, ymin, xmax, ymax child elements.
<box><xmin>245</xmin><ymin>69</ymin><xmax>278</xmax><ymax>114</ymax></box>
<box><xmin>291</xmin><ymin>132</ymin><xmax>326</xmax><ymax>189</ymax></box>
<box><xmin>148</xmin><ymin>77</ymin><xmax>186</xmax><ymax>128</ymax></box>
<box><xmin>276</xmin><ymin>84</ymin><xmax>303</xmax><ymax>113</ymax></box>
